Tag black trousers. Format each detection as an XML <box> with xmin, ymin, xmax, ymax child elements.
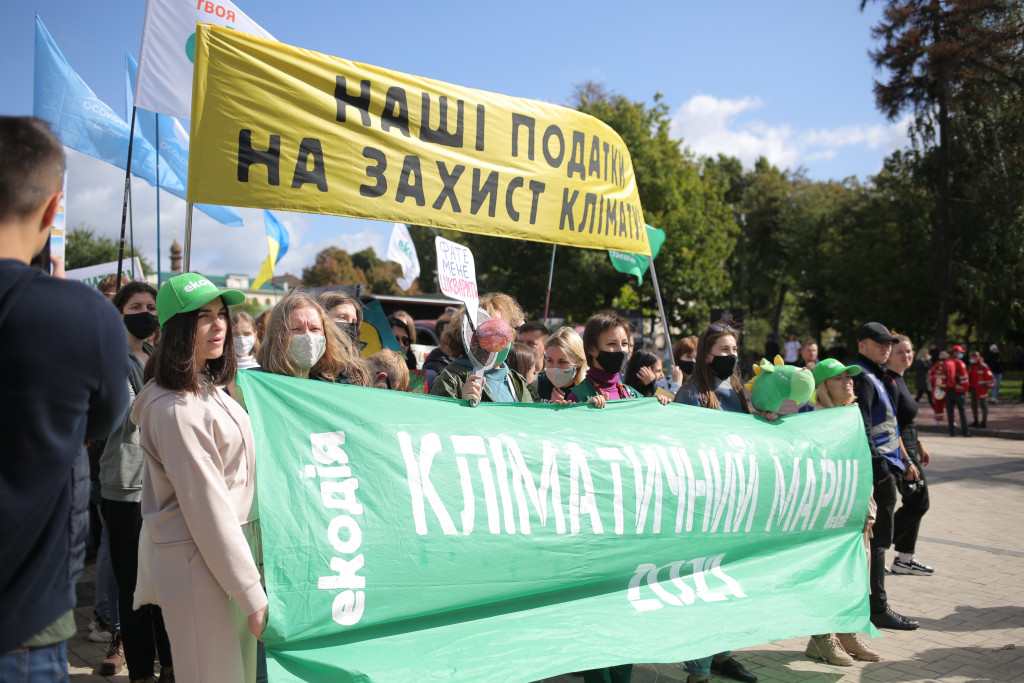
<box><xmin>101</xmin><ymin>499</ymin><xmax>173</xmax><ymax>679</ymax></box>
<box><xmin>869</xmin><ymin>474</ymin><xmax>899</xmax><ymax>613</ymax></box>
<box><xmin>946</xmin><ymin>392</ymin><xmax>969</xmax><ymax>435</ymax></box>
<box><xmin>892</xmin><ymin>426</ymin><xmax>930</xmax><ymax>554</ymax></box>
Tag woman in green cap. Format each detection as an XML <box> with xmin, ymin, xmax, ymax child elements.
<box><xmin>802</xmin><ymin>359</ymin><xmax>882</xmax><ymax>666</ymax></box>
<box><xmin>132</xmin><ymin>273</ymin><xmax>267</xmax><ymax>683</ymax></box>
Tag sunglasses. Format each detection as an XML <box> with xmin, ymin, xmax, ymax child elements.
<box><xmin>396</xmin><ymin>336</ymin><xmax>412</xmax><ymax>346</ymax></box>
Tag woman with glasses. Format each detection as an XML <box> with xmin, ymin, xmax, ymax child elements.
<box><xmin>389</xmin><ymin>310</ymin><xmax>417</xmax><ymax>370</ymax></box>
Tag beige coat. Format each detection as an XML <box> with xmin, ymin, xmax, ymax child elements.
<box><xmin>132</xmin><ymin>376</ymin><xmax>266</xmax><ymax>617</ymax></box>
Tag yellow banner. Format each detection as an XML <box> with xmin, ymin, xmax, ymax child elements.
<box><xmin>188</xmin><ymin>25</ymin><xmax>649</xmax><ymax>255</ymax></box>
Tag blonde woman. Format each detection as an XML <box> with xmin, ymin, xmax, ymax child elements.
<box><xmin>256</xmin><ymin>293</ymin><xmax>370</xmax><ymax>386</ymax></box>
<box><xmin>539</xmin><ymin>326</ymin><xmax>588</xmax><ymax>402</ymax></box>
<box><xmin>802</xmin><ymin>359</ymin><xmax>882</xmax><ymax>666</ymax></box>
<box><xmin>232</xmin><ymin>310</ymin><xmax>261</xmax><ymax>370</ymax></box>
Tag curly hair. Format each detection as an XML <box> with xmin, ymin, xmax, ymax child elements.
<box><xmin>440</xmin><ymin>292</ymin><xmax>525</xmax><ymax>359</ymax></box>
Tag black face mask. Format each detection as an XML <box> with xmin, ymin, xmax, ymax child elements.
<box><xmin>678</xmin><ymin>359</ymin><xmax>695</xmax><ymax>375</ymax></box>
<box><xmin>709</xmin><ymin>353</ymin><xmax>739</xmax><ymax>380</ymax></box>
<box><xmin>124</xmin><ymin>312</ymin><xmax>159</xmax><ymax>340</ymax></box>
<box><xmin>337</xmin><ymin>321</ymin><xmax>360</xmax><ymax>344</ymax></box>
<box><xmin>595</xmin><ymin>350</ymin><xmax>627</xmax><ymax>373</ymax></box>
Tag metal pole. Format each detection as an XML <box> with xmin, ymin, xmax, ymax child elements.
<box><xmin>542</xmin><ymin>244</ymin><xmax>557</xmax><ymax>323</ymax></box>
<box><xmin>128</xmin><ymin>180</ymin><xmax>135</xmax><ymax>278</ymax></box>
<box><xmin>156</xmin><ymin>118</ymin><xmax>162</xmax><ymax>286</ymax></box>
<box><xmin>648</xmin><ymin>255</ymin><xmax>674</xmax><ymax>369</ymax></box>
<box><xmin>184</xmin><ymin>202</ymin><xmax>194</xmax><ymax>272</ymax></box>
<box><xmin>115</xmin><ymin>107</ymin><xmax>137</xmax><ymax>293</ymax></box>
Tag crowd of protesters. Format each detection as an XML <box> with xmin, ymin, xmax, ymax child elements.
<box><xmin>2</xmin><ymin>116</ymin><xmax>1018</xmax><ymax>683</ymax></box>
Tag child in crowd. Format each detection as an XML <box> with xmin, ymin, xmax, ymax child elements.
<box><xmin>232</xmin><ymin>310</ymin><xmax>261</xmax><ymax>370</ymax></box>
<box><xmin>366</xmin><ymin>349</ymin><xmax>410</xmax><ymax>391</ymax></box>
<box><xmin>623</xmin><ymin>348</ymin><xmax>665</xmax><ymax>398</ymax></box>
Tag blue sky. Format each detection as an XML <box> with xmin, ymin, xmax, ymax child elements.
<box><xmin>0</xmin><ymin>1</ymin><xmax>906</xmax><ymax>279</ymax></box>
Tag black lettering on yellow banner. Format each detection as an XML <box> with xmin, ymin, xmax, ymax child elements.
<box><xmin>188</xmin><ymin>24</ymin><xmax>649</xmax><ymax>255</ymax></box>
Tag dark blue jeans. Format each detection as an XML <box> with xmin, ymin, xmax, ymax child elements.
<box><xmin>0</xmin><ymin>641</ymin><xmax>67</xmax><ymax>682</ymax></box>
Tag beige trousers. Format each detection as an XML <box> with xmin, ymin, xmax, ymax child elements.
<box><xmin>153</xmin><ymin>541</ymin><xmax>257</xmax><ymax>683</ymax></box>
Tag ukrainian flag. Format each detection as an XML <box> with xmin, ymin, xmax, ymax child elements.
<box><xmin>251</xmin><ymin>210</ymin><xmax>289</xmax><ymax>290</ymax></box>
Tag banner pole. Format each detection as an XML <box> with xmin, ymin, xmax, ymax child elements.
<box><xmin>156</xmin><ymin>118</ymin><xmax>162</xmax><ymax>286</ymax></box>
<box><xmin>543</xmin><ymin>244</ymin><xmax>557</xmax><ymax>323</ymax></box>
<box><xmin>128</xmin><ymin>178</ymin><xmax>135</xmax><ymax>279</ymax></box>
<box><xmin>648</xmin><ymin>255</ymin><xmax>674</xmax><ymax>368</ymax></box>
<box><xmin>184</xmin><ymin>202</ymin><xmax>194</xmax><ymax>272</ymax></box>
<box><xmin>115</xmin><ymin>106</ymin><xmax>137</xmax><ymax>294</ymax></box>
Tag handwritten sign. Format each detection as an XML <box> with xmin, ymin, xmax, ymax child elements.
<box><xmin>435</xmin><ymin>236</ymin><xmax>478</xmax><ymax>322</ymax></box>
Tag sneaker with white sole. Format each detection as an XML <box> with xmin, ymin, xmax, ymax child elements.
<box><xmin>891</xmin><ymin>556</ymin><xmax>934</xmax><ymax>575</ymax></box>
<box><xmin>88</xmin><ymin>623</ymin><xmax>113</xmax><ymax>643</ymax></box>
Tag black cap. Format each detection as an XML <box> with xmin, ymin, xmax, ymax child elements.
<box><xmin>858</xmin><ymin>322</ymin><xmax>898</xmax><ymax>343</ymax></box>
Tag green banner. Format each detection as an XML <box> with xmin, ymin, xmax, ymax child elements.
<box><xmin>237</xmin><ymin>370</ymin><xmax>874</xmax><ymax>682</ymax></box>
<box><xmin>609</xmin><ymin>225</ymin><xmax>666</xmax><ymax>284</ymax></box>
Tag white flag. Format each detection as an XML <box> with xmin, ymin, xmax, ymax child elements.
<box><xmin>387</xmin><ymin>223</ymin><xmax>421</xmax><ymax>291</ymax></box>
<box><xmin>135</xmin><ymin>0</ymin><xmax>274</xmax><ymax>120</ymax></box>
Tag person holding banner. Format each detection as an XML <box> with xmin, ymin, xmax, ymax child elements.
<box><xmin>538</xmin><ymin>326</ymin><xmax>587</xmax><ymax>402</ymax></box>
<box><xmin>802</xmin><ymin>359</ymin><xmax>883</xmax><ymax>665</ymax></box>
<box><xmin>429</xmin><ymin>293</ymin><xmax>531</xmax><ymax>403</ymax></box>
<box><xmin>256</xmin><ymin>293</ymin><xmax>370</xmax><ymax>386</ymax></box>
<box><xmin>132</xmin><ymin>273</ymin><xmax>266</xmax><ymax>683</ymax></box>
<box><xmin>671</xmin><ymin>322</ymin><xmax>758</xmax><ymax>683</ymax></box>
<box><xmin>566</xmin><ymin>312</ymin><xmax>643</xmax><ymax>407</ymax></box>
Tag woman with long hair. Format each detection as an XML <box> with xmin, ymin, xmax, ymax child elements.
<box><xmin>256</xmin><ymin>293</ymin><xmax>370</xmax><ymax>386</ymax></box>
<box><xmin>389</xmin><ymin>309</ymin><xmax>418</xmax><ymax>370</ymax></box>
<box><xmin>132</xmin><ymin>273</ymin><xmax>266</xmax><ymax>682</ymax></box>
<box><xmin>672</xmin><ymin>322</ymin><xmax>756</xmax><ymax>683</ymax></box>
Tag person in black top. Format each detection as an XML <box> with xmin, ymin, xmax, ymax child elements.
<box><xmin>0</xmin><ymin>117</ymin><xmax>130</xmax><ymax>665</ymax></box>
<box><xmin>984</xmin><ymin>344</ymin><xmax>1004</xmax><ymax>404</ymax></box>
<box><xmin>885</xmin><ymin>335</ymin><xmax>934</xmax><ymax>576</ymax></box>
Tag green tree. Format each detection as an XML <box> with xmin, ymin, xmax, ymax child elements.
<box><xmin>862</xmin><ymin>0</ymin><xmax>1024</xmax><ymax>346</ymax></box>
<box><xmin>66</xmin><ymin>224</ymin><xmax>152</xmax><ymax>273</ymax></box>
<box><xmin>302</xmin><ymin>247</ymin><xmax>367</xmax><ymax>288</ymax></box>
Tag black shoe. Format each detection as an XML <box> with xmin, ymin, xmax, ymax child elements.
<box><xmin>710</xmin><ymin>656</ymin><xmax>757</xmax><ymax>683</ymax></box>
<box><xmin>963</xmin><ymin>430</ymin><xmax>972</xmax><ymax>437</ymax></box>
<box><xmin>971</xmin><ymin>421</ymin><xmax>979</xmax><ymax>428</ymax></box>
<box><xmin>870</xmin><ymin>608</ymin><xmax>919</xmax><ymax>630</ymax></box>
<box><xmin>981</xmin><ymin>422</ymin><xmax>987</xmax><ymax>429</ymax></box>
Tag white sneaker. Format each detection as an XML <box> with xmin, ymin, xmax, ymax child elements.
<box><xmin>88</xmin><ymin>625</ymin><xmax>113</xmax><ymax>643</ymax></box>
<box><xmin>891</xmin><ymin>556</ymin><xmax>934</xmax><ymax>575</ymax></box>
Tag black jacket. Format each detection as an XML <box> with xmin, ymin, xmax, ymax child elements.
<box><xmin>0</xmin><ymin>260</ymin><xmax>130</xmax><ymax>650</ymax></box>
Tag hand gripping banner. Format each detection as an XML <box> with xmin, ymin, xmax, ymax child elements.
<box><xmin>236</xmin><ymin>370</ymin><xmax>874</xmax><ymax>682</ymax></box>
<box><xmin>187</xmin><ymin>24</ymin><xmax>650</xmax><ymax>255</ymax></box>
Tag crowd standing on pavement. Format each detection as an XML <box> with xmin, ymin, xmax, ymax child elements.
<box><xmin>2</xmin><ymin>116</ymin><xmax>1018</xmax><ymax>682</ymax></box>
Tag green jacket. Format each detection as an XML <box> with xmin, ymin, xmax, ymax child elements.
<box><xmin>428</xmin><ymin>361</ymin><xmax>534</xmax><ymax>403</ymax></box>
<box><xmin>569</xmin><ymin>377</ymin><xmax>641</xmax><ymax>402</ymax></box>
<box><xmin>99</xmin><ymin>349</ymin><xmax>149</xmax><ymax>502</ymax></box>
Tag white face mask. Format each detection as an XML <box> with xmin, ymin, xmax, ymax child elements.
<box><xmin>233</xmin><ymin>334</ymin><xmax>255</xmax><ymax>358</ymax></box>
<box><xmin>290</xmin><ymin>333</ymin><xmax>327</xmax><ymax>370</ymax></box>
<box><xmin>545</xmin><ymin>366</ymin><xmax>578</xmax><ymax>388</ymax></box>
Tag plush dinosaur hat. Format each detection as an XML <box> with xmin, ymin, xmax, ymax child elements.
<box><xmin>743</xmin><ymin>355</ymin><xmax>816</xmax><ymax>413</ymax></box>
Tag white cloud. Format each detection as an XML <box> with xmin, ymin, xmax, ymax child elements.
<box><xmin>669</xmin><ymin>94</ymin><xmax>912</xmax><ymax>176</ymax></box>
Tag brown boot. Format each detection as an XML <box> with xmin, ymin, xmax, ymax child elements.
<box><xmin>837</xmin><ymin>632</ymin><xmax>883</xmax><ymax>661</ymax></box>
<box><xmin>99</xmin><ymin>630</ymin><xmax>125</xmax><ymax>675</ymax></box>
<box><xmin>805</xmin><ymin>634</ymin><xmax>854</xmax><ymax>666</ymax></box>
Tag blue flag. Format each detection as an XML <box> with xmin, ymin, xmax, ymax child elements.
<box><xmin>125</xmin><ymin>52</ymin><xmax>244</xmax><ymax>227</ymax></box>
<box><xmin>33</xmin><ymin>15</ymin><xmax>177</xmax><ymax>191</ymax></box>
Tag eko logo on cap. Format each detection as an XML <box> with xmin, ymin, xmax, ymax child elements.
<box><xmin>156</xmin><ymin>272</ymin><xmax>246</xmax><ymax>328</ymax></box>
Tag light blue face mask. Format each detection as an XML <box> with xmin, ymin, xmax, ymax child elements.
<box><xmin>495</xmin><ymin>345</ymin><xmax>510</xmax><ymax>364</ymax></box>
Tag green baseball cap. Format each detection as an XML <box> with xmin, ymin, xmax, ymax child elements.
<box><xmin>812</xmin><ymin>358</ymin><xmax>862</xmax><ymax>386</ymax></box>
<box><xmin>156</xmin><ymin>272</ymin><xmax>246</xmax><ymax>328</ymax></box>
